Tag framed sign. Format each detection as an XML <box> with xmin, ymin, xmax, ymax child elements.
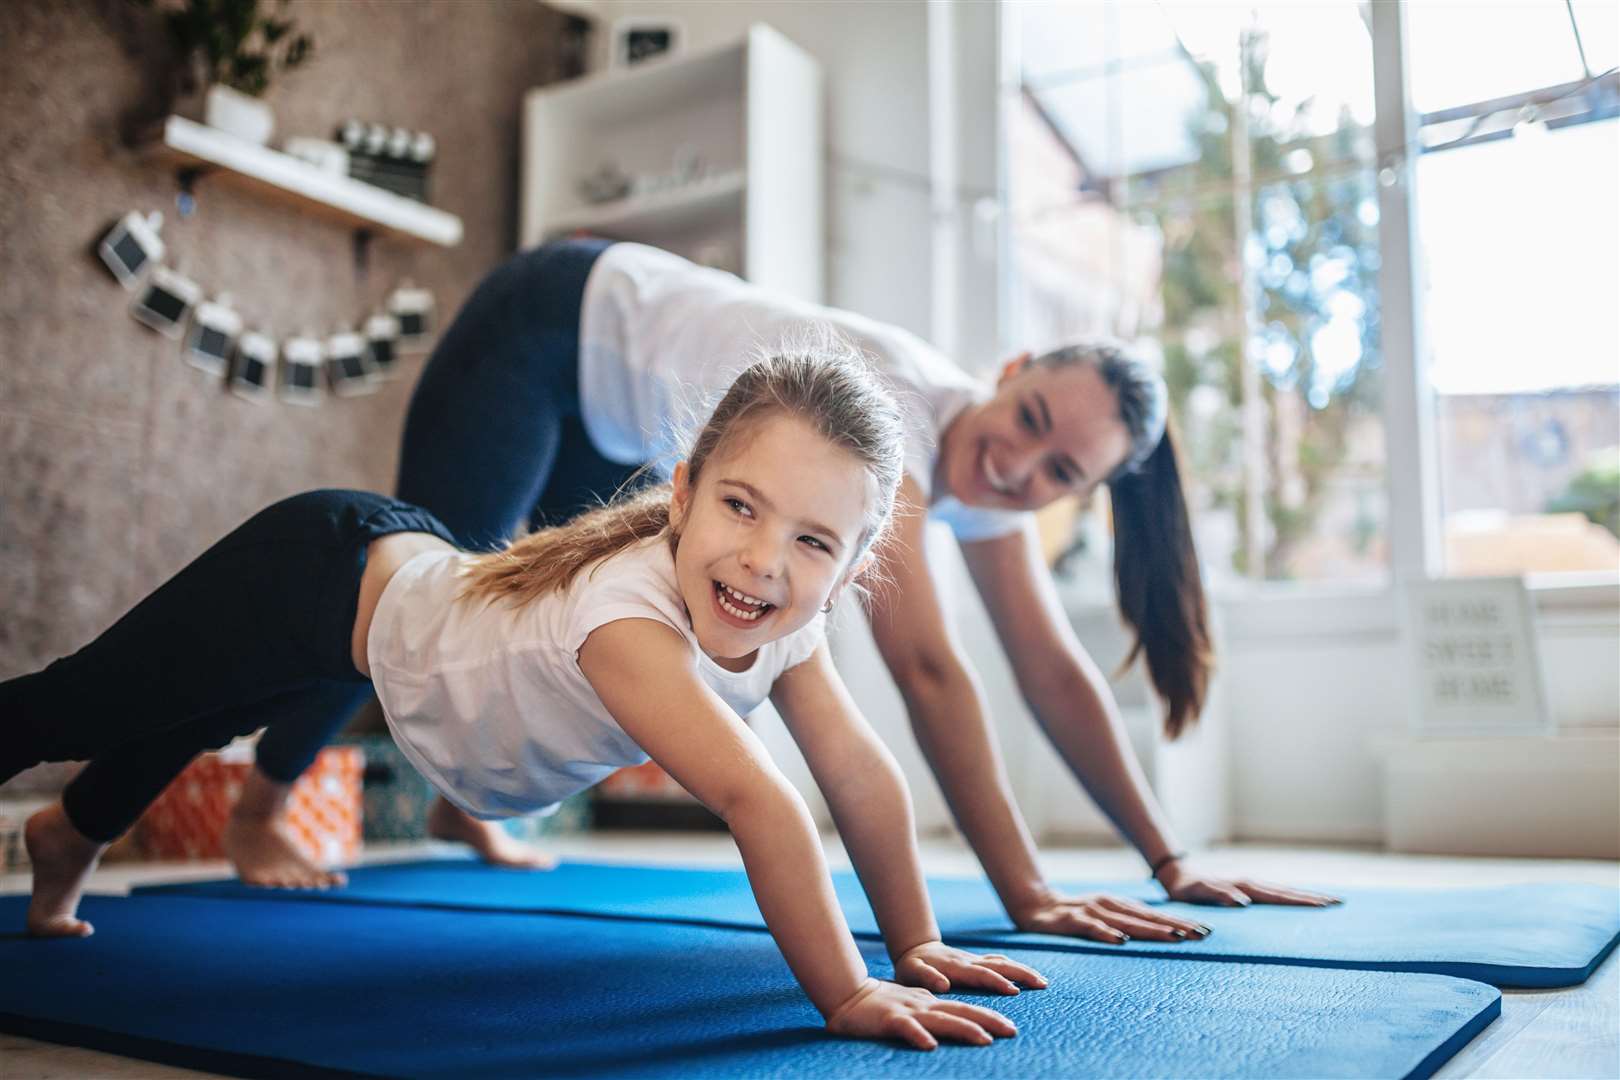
<box><xmin>1403</xmin><ymin>576</ymin><xmax>1550</xmax><ymax>736</ymax></box>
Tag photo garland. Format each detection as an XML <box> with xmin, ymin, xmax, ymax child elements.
<box><xmin>97</xmin><ymin>210</ymin><xmax>435</xmax><ymax>406</ymax></box>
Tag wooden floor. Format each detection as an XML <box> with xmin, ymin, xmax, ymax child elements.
<box><xmin>2</xmin><ymin>836</ymin><xmax>1616</xmax><ymax>1079</ymax></box>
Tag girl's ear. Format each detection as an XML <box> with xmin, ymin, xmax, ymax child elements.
<box><xmin>835</xmin><ymin>554</ymin><xmax>875</xmax><ymax>595</ymax></box>
<box><xmin>670</xmin><ymin>461</ymin><xmax>692</xmax><ymax>530</ymax></box>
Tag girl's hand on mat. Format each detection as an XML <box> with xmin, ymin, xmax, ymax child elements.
<box><xmin>1157</xmin><ymin>864</ymin><xmax>1342</xmax><ymax>908</ymax></box>
<box><xmin>826</xmin><ymin>978</ymin><xmax>1018</xmax><ymax>1050</ymax></box>
<box><xmin>1012</xmin><ymin>891</ymin><xmax>1212</xmax><ymax>943</ymax></box>
<box><xmin>894</xmin><ymin>941</ymin><xmax>1047</xmax><ymax>995</ymax></box>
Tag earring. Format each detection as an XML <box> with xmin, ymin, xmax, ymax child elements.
<box><xmin>821</xmin><ymin>596</ymin><xmax>836</xmax><ymax>614</ymax></box>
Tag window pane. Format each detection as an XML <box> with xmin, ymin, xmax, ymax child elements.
<box><xmin>1407</xmin><ymin>1</ymin><xmax>1588</xmax><ymax>114</ymax></box>
<box><xmin>1005</xmin><ymin>1</ymin><xmax>1385</xmax><ymax>587</ymax></box>
<box><xmin>1417</xmin><ymin>117</ymin><xmax>1620</xmax><ymax>576</ymax></box>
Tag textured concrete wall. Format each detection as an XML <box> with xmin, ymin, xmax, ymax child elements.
<box><xmin>0</xmin><ymin>0</ymin><xmax>582</xmax><ymax>675</ymax></box>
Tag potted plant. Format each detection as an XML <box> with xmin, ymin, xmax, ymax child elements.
<box><xmin>137</xmin><ymin>0</ymin><xmax>315</xmax><ymax>144</ymax></box>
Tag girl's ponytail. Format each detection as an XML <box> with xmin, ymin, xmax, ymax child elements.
<box><xmin>1107</xmin><ymin>423</ymin><xmax>1212</xmax><ymax>739</ymax></box>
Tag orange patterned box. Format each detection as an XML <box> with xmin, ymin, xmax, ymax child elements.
<box><xmin>136</xmin><ymin>746</ymin><xmax>363</xmax><ymax>865</ymax></box>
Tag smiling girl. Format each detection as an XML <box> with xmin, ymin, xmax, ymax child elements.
<box><xmin>2</xmin><ymin>350</ymin><xmax>1044</xmax><ymax>1049</ymax></box>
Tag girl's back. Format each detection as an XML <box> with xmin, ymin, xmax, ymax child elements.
<box><xmin>367</xmin><ymin>535</ymin><xmax>825</xmax><ymax>821</ymax></box>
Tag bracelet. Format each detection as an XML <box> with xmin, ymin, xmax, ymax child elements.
<box><xmin>1148</xmin><ymin>851</ymin><xmax>1188</xmax><ymax>880</ymax></box>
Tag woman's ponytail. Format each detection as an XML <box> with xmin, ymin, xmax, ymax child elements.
<box><xmin>1107</xmin><ymin>423</ymin><xmax>1212</xmax><ymax>739</ymax></box>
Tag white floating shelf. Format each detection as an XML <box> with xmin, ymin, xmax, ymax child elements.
<box><xmin>544</xmin><ymin>171</ymin><xmax>746</xmax><ymax>238</ymax></box>
<box><xmin>148</xmin><ymin>115</ymin><xmax>463</xmax><ymax>247</ymax></box>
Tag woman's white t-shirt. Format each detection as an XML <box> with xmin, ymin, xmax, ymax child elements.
<box><xmin>367</xmin><ymin>536</ymin><xmax>827</xmax><ymax>819</ymax></box>
<box><xmin>577</xmin><ymin>242</ymin><xmax>1027</xmax><ymax>543</ymax></box>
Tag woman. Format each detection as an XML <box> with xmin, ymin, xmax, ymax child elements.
<box><xmin>232</xmin><ymin>238</ymin><xmax>1335</xmax><ymax>933</ymax></box>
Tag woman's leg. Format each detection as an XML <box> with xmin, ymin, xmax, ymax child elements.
<box><xmin>244</xmin><ymin>250</ymin><xmax>577</xmax><ymax>867</ymax></box>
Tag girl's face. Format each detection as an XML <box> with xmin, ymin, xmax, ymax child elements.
<box><xmin>938</xmin><ymin>357</ymin><xmax>1132</xmax><ymax>512</ymax></box>
<box><xmin>670</xmin><ymin>413</ymin><xmax>876</xmax><ymax>670</ymax></box>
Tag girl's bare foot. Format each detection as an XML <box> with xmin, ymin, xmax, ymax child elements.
<box><xmin>224</xmin><ymin>768</ymin><xmax>346</xmax><ymax>889</ymax></box>
<box><xmin>24</xmin><ymin>803</ymin><xmax>109</xmax><ymax>938</ymax></box>
<box><xmin>427</xmin><ymin>796</ymin><xmax>556</xmax><ymax>869</ymax></box>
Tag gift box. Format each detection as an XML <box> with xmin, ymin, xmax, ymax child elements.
<box><xmin>137</xmin><ymin>745</ymin><xmax>363</xmax><ymax>864</ymax></box>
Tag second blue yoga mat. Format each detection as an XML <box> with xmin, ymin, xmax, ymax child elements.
<box><xmin>137</xmin><ymin>858</ymin><xmax>1620</xmax><ymax>988</ymax></box>
<box><xmin>1</xmin><ymin>893</ymin><xmax>1498</xmax><ymax>1079</ymax></box>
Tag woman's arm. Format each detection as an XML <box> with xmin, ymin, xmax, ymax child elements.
<box><xmin>770</xmin><ymin>643</ymin><xmax>1045</xmax><ymax>996</ymax></box>
<box><xmin>579</xmin><ymin>617</ymin><xmax>1019</xmax><ymax>1048</ymax></box>
<box><xmin>960</xmin><ymin>521</ymin><xmax>1337</xmax><ymax>911</ymax></box>
<box><xmin>868</xmin><ymin>481</ymin><xmax>1205</xmax><ymax>939</ymax></box>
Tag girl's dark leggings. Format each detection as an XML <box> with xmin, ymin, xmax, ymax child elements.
<box><xmin>0</xmin><ymin>491</ymin><xmax>457</xmax><ymax>842</ymax></box>
<box><xmin>249</xmin><ymin>237</ymin><xmax>641</xmax><ymax>788</ymax></box>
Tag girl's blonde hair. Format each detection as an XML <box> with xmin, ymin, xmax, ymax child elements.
<box><xmin>459</xmin><ymin>336</ymin><xmax>907</xmax><ymax>608</ymax></box>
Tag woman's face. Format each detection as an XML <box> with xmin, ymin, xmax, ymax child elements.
<box><xmin>669</xmin><ymin>414</ymin><xmax>876</xmax><ymax>669</ymax></box>
<box><xmin>938</xmin><ymin>357</ymin><xmax>1132</xmax><ymax>513</ymax></box>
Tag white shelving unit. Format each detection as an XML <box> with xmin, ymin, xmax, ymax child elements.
<box><xmin>148</xmin><ymin>115</ymin><xmax>464</xmax><ymax>247</ymax></box>
<box><xmin>521</xmin><ymin>24</ymin><xmax>823</xmax><ymax>302</ymax></box>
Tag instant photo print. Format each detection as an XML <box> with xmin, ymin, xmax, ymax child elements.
<box><xmin>387</xmin><ymin>284</ymin><xmax>435</xmax><ymax>351</ymax></box>
<box><xmin>326</xmin><ymin>327</ymin><xmax>376</xmax><ymax>397</ymax></box>
<box><xmin>129</xmin><ymin>266</ymin><xmax>201</xmax><ymax>339</ymax></box>
<box><xmin>98</xmin><ymin>211</ymin><xmax>165</xmax><ymax>289</ymax></box>
<box><xmin>364</xmin><ymin>312</ymin><xmax>401</xmax><ymax>379</ymax></box>
<box><xmin>185</xmin><ymin>296</ymin><xmax>243</xmax><ymax>377</ymax></box>
<box><xmin>280</xmin><ymin>334</ymin><xmax>325</xmax><ymax>406</ymax></box>
<box><xmin>230</xmin><ymin>330</ymin><xmax>278</xmax><ymax>402</ymax></box>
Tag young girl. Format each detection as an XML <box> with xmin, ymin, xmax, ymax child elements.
<box><xmin>239</xmin><ymin>238</ymin><xmax>1336</xmax><ymax>924</ymax></box>
<box><xmin>3</xmin><ymin>350</ymin><xmax>1045</xmax><ymax>1050</ymax></box>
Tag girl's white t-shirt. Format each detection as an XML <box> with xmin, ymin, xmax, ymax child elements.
<box><xmin>577</xmin><ymin>242</ymin><xmax>1026</xmax><ymax>543</ymax></box>
<box><xmin>367</xmin><ymin>536</ymin><xmax>827</xmax><ymax>820</ymax></box>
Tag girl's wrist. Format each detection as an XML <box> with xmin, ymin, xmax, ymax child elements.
<box><xmin>823</xmin><ymin>976</ymin><xmax>881</xmax><ymax>1026</ymax></box>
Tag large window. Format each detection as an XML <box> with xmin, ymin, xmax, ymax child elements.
<box><xmin>1004</xmin><ymin>1</ymin><xmax>1619</xmax><ymax>590</ymax></box>
<box><xmin>1406</xmin><ymin>0</ymin><xmax>1620</xmax><ymax>578</ymax></box>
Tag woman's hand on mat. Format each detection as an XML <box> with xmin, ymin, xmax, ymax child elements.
<box><xmin>1011</xmin><ymin>890</ymin><xmax>1212</xmax><ymax>943</ymax></box>
<box><xmin>893</xmin><ymin>941</ymin><xmax>1047</xmax><ymax>995</ymax></box>
<box><xmin>1156</xmin><ymin>863</ymin><xmax>1341</xmax><ymax>907</ymax></box>
<box><xmin>826</xmin><ymin>977</ymin><xmax>1018</xmax><ymax>1050</ymax></box>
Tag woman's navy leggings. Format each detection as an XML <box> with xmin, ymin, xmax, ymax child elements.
<box><xmin>249</xmin><ymin>238</ymin><xmax>640</xmax><ymax>787</ymax></box>
<box><xmin>0</xmin><ymin>491</ymin><xmax>457</xmax><ymax>842</ymax></box>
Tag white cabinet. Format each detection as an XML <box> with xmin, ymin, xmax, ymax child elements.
<box><xmin>521</xmin><ymin>24</ymin><xmax>824</xmax><ymax>302</ymax></box>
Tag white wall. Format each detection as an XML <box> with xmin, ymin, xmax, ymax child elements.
<box><xmin>1217</xmin><ymin>591</ymin><xmax>1620</xmax><ymax>843</ymax></box>
<box><xmin>581</xmin><ymin>0</ymin><xmax>936</xmax><ymax>338</ymax></box>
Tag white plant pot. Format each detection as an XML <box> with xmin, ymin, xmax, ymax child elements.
<box><xmin>204</xmin><ymin>84</ymin><xmax>275</xmax><ymax>145</ymax></box>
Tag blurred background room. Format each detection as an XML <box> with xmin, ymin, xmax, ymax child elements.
<box><xmin>1</xmin><ymin>1</ymin><xmax>1617</xmax><ymax>1073</ymax></box>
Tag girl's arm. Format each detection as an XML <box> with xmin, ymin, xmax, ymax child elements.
<box><xmin>959</xmin><ymin>520</ymin><xmax>1337</xmax><ymax>913</ymax></box>
<box><xmin>769</xmin><ymin>642</ymin><xmax>1045</xmax><ymax>996</ymax></box>
<box><xmin>579</xmin><ymin>617</ymin><xmax>1019</xmax><ymax>1049</ymax></box>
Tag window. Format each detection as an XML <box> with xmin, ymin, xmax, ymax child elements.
<box><xmin>1005</xmin><ymin>2</ymin><xmax>1386</xmax><ymax>587</ymax></box>
<box><xmin>1407</xmin><ymin>0</ymin><xmax>1620</xmax><ymax>578</ymax></box>
<box><xmin>1003</xmin><ymin>1</ymin><xmax>1619</xmax><ymax>590</ymax></box>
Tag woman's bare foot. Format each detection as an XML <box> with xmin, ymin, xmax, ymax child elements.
<box><xmin>224</xmin><ymin>768</ymin><xmax>346</xmax><ymax>889</ymax></box>
<box><xmin>24</xmin><ymin>803</ymin><xmax>109</xmax><ymax>938</ymax></box>
<box><xmin>427</xmin><ymin>796</ymin><xmax>556</xmax><ymax>869</ymax></box>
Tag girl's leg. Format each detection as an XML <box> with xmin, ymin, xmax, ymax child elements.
<box><xmin>4</xmin><ymin>489</ymin><xmax>453</xmax><ymax>934</ymax></box>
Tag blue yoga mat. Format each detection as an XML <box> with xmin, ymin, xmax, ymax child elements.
<box><xmin>0</xmin><ymin>893</ymin><xmax>1498</xmax><ymax>1079</ymax></box>
<box><xmin>137</xmin><ymin>859</ymin><xmax>1620</xmax><ymax>988</ymax></box>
